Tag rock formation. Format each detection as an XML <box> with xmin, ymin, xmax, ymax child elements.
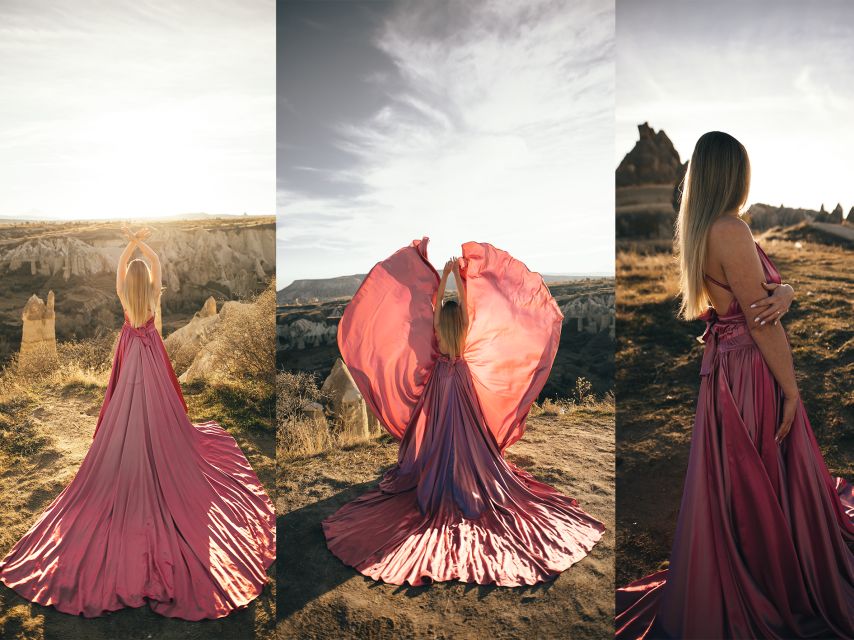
<box><xmin>848</xmin><ymin>207</ymin><xmax>854</xmax><ymax>223</ymax></box>
<box><xmin>616</xmin><ymin>123</ymin><xmax>686</xmax><ymax>187</ymax></box>
<box><xmin>615</xmin><ymin>123</ymin><xmax>687</xmax><ymax>240</ymax></box>
<box><xmin>164</xmin><ymin>295</ymin><xmax>260</xmax><ymax>383</ymax></box>
<box><xmin>562</xmin><ymin>293</ymin><xmax>615</xmax><ymax>338</ymax></box>
<box><xmin>320</xmin><ymin>358</ymin><xmax>371</xmax><ymax>440</ymax></box>
<box><xmin>747</xmin><ymin>203</ymin><xmax>818</xmax><ymax>230</ymax></box>
<box><xmin>277</xmin><ymin>275</ymin><xmax>366</xmax><ymax>305</ymax></box>
<box><xmin>20</xmin><ymin>291</ymin><xmax>58</xmax><ymax>367</ymax></box>
<box><xmin>829</xmin><ymin>203</ymin><xmax>844</xmax><ymax>224</ymax></box>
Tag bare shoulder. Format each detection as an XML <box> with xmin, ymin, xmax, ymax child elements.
<box><xmin>708</xmin><ymin>216</ymin><xmax>754</xmax><ymax>258</ymax></box>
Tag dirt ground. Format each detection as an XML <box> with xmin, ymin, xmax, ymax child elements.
<box><xmin>277</xmin><ymin>402</ymin><xmax>615</xmax><ymax>640</ymax></box>
<box><xmin>615</xmin><ymin>235</ymin><xmax>854</xmax><ymax>586</ymax></box>
<box><xmin>0</xmin><ymin>383</ymin><xmax>276</xmax><ymax>640</ymax></box>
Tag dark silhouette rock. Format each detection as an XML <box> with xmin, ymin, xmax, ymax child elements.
<box><xmin>829</xmin><ymin>203</ymin><xmax>844</xmax><ymax>223</ymax></box>
<box><xmin>616</xmin><ymin>122</ymin><xmax>686</xmax><ymax>187</ymax></box>
<box><xmin>847</xmin><ymin>207</ymin><xmax>854</xmax><ymax>223</ymax></box>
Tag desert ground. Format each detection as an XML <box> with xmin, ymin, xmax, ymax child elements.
<box><xmin>277</xmin><ymin>400</ymin><xmax>614</xmax><ymax>640</ymax></box>
<box><xmin>615</xmin><ymin>231</ymin><xmax>853</xmax><ymax>586</ymax></box>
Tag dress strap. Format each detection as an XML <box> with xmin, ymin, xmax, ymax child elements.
<box><xmin>704</xmin><ymin>273</ymin><xmax>732</xmax><ymax>291</ymax></box>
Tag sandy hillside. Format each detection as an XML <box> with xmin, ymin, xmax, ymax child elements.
<box><xmin>277</xmin><ymin>402</ymin><xmax>615</xmax><ymax>640</ymax></box>
<box><xmin>0</xmin><ymin>382</ymin><xmax>276</xmax><ymax>640</ymax></box>
<box><xmin>615</xmin><ymin>235</ymin><xmax>853</xmax><ymax>586</ymax></box>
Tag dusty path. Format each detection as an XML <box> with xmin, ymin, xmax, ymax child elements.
<box><xmin>0</xmin><ymin>386</ymin><xmax>275</xmax><ymax>640</ymax></box>
<box><xmin>277</xmin><ymin>404</ymin><xmax>615</xmax><ymax>640</ymax></box>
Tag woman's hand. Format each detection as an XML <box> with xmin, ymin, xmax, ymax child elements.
<box><xmin>451</xmin><ymin>256</ymin><xmax>460</xmax><ymax>277</ymax></box>
<box><xmin>134</xmin><ymin>227</ymin><xmax>152</xmax><ymax>242</ymax></box>
<box><xmin>442</xmin><ymin>259</ymin><xmax>455</xmax><ymax>277</ymax></box>
<box><xmin>775</xmin><ymin>390</ymin><xmax>799</xmax><ymax>444</ymax></box>
<box><xmin>121</xmin><ymin>225</ymin><xmax>137</xmax><ymax>243</ymax></box>
<box><xmin>750</xmin><ymin>282</ymin><xmax>794</xmax><ymax>326</ymax></box>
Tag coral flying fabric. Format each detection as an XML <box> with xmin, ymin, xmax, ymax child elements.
<box><xmin>616</xmin><ymin>243</ymin><xmax>854</xmax><ymax>639</ymax></box>
<box><xmin>0</xmin><ymin>315</ymin><xmax>275</xmax><ymax>620</ymax></box>
<box><xmin>325</xmin><ymin>238</ymin><xmax>603</xmax><ymax>586</ymax></box>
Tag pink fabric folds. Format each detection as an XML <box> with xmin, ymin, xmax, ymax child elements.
<box><xmin>337</xmin><ymin>237</ymin><xmax>439</xmax><ymax>440</ymax></box>
<box><xmin>0</xmin><ymin>315</ymin><xmax>275</xmax><ymax>620</ymax></box>
<box><xmin>616</xmin><ymin>243</ymin><xmax>854</xmax><ymax>639</ymax></box>
<box><xmin>325</xmin><ymin>238</ymin><xmax>603</xmax><ymax>586</ymax></box>
<box><xmin>461</xmin><ymin>241</ymin><xmax>563</xmax><ymax>452</ymax></box>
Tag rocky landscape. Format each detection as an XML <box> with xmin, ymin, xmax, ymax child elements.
<box><xmin>278</xmin><ymin>278</ymin><xmax>616</xmax><ymax>400</ymax></box>
<box><xmin>0</xmin><ymin>216</ymin><xmax>274</xmax><ymax>363</ymax></box>
<box><xmin>616</xmin><ymin>122</ymin><xmax>854</xmax><ymax>244</ymax></box>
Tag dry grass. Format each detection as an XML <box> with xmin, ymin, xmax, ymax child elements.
<box><xmin>615</xmin><ymin>237</ymin><xmax>853</xmax><ymax>585</ymax></box>
<box><xmin>208</xmin><ymin>281</ymin><xmax>276</xmax><ymax>394</ymax></box>
<box><xmin>276</xmin><ymin>370</ymin><xmax>375</xmax><ymax>461</ymax></box>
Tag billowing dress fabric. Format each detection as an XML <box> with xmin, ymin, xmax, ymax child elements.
<box><xmin>0</xmin><ymin>315</ymin><xmax>275</xmax><ymax>620</ymax></box>
<box><xmin>616</xmin><ymin>243</ymin><xmax>854</xmax><ymax>639</ymax></box>
<box><xmin>322</xmin><ymin>238</ymin><xmax>604</xmax><ymax>586</ymax></box>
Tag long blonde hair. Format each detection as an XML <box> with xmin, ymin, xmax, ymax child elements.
<box><xmin>123</xmin><ymin>259</ymin><xmax>154</xmax><ymax>328</ymax></box>
<box><xmin>676</xmin><ymin>131</ymin><xmax>751</xmax><ymax>319</ymax></box>
<box><xmin>437</xmin><ymin>299</ymin><xmax>465</xmax><ymax>358</ymax></box>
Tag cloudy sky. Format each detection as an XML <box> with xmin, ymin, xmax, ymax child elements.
<box><xmin>278</xmin><ymin>0</ymin><xmax>614</xmax><ymax>288</ymax></box>
<box><xmin>617</xmin><ymin>0</ymin><xmax>854</xmax><ymax>211</ymax></box>
<box><xmin>0</xmin><ymin>0</ymin><xmax>274</xmax><ymax>220</ymax></box>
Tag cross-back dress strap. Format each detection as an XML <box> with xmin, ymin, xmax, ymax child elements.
<box><xmin>704</xmin><ymin>272</ymin><xmax>732</xmax><ymax>291</ymax></box>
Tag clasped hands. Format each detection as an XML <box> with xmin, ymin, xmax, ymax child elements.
<box><xmin>121</xmin><ymin>225</ymin><xmax>152</xmax><ymax>244</ymax></box>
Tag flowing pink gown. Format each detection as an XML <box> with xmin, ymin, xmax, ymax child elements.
<box><xmin>0</xmin><ymin>313</ymin><xmax>275</xmax><ymax>620</ymax></box>
<box><xmin>322</xmin><ymin>238</ymin><xmax>604</xmax><ymax>586</ymax></box>
<box><xmin>616</xmin><ymin>243</ymin><xmax>854</xmax><ymax>639</ymax></box>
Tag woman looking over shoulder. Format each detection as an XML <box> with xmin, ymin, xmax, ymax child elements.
<box><xmin>616</xmin><ymin>131</ymin><xmax>854</xmax><ymax>639</ymax></box>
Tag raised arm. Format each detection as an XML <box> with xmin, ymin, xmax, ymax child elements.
<box><xmin>451</xmin><ymin>257</ymin><xmax>468</xmax><ymax>328</ymax></box>
<box><xmin>711</xmin><ymin>218</ymin><xmax>799</xmax><ymax>442</ymax></box>
<box><xmin>434</xmin><ymin>260</ymin><xmax>453</xmax><ymax>330</ymax></box>
<box><xmin>134</xmin><ymin>229</ymin><xmax>162</xmax><ymax>303</ymax></box>
<box><xmin>116</xmin><ymin>226</ymin><xmax>138</xmax><ymax>305</ymax></box>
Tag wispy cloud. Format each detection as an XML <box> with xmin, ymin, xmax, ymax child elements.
<box><xmin>279</xmin><ymin>0</ymin><xmax>614</xmax><ymax>286</ymax></box>
<box><xmin>0</xmin><ymin>0</ymin><xmax>274</xmax><ymax>219</ymax></box>
<box><xmin>616</xmin><ymin>0</ymin><xmax>854</xmax><ymax>210</ymax></box>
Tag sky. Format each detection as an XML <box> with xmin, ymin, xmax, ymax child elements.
<box><xmin>617</xmin><ymin>0</ymin><xmax>854</xmax><ymax>211</ymax></box>
<box><xmin>0</xmin><ymin>0</ymin><xmax>275</xmax><ymax>220</ymax></box>
<box><xmin>278</xmin><ymin>0</ymin><xmax>615</xmax><ymax>288</ymax></box>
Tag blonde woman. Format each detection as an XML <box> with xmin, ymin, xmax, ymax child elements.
<box><xmin>322</xmin><ymin>238</ymin><xmax>604</xmax><ymax>586</ymax></box>
<box><xmin>0</xmin><ymin>226</ymin><xmax>275</xmax><ymax>620</ymax></box>
<box><xmin>616</xmin><ymin>132</ymin><xmax>854</xmax><ymax>638</ymax></box>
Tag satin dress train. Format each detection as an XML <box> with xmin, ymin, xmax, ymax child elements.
<box><xmin>0</xmin><ymin>314</ymin><xmax>275</xmax><ymax>620</ymax></box>
<box><xmin>616</xmin><ymin>243</ymin><xmax>854</xmax><ymax>639</ymax></box>
<box><xmin>322</xmin><ymin>239</ymin><xmax>604</xmax><ymax>587</ymax></box>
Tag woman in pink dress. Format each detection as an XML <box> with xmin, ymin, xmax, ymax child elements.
<box><xmin>0</xmin><ymin>227</ymin><xmax>275</xmax><ymax>620</ymax></box>
<box><xmin>616</xmin><ymin>132</ymin><xmax>854</xmax><ymax>638</ymax></box>
<box><xmin>322</xmin><ymin>238</ymin><xmax>604</xmax><ymax>586</ymax></box>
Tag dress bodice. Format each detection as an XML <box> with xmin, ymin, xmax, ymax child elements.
<box><xmin>697</xmin><ymin>242</ymin><xmax>783</xmax><ymax>376</ymax></box>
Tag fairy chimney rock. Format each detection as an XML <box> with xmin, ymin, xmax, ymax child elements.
<box><xmin>321</xmin><ymin>358</ymin><xmax>370</xmax><ymax>440</ymax></box>
<box><xmin>20</xmin><ymin>291</ymin><xmax>58</xmax><ymax>363</ymax></box>
<box><xmin>199</xmin><ymin>296</ymin><xmax>218</xmax><ymax>318</ymax></box>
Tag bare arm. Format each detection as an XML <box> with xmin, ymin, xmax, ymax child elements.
<box><xmin>116</xmin><ymin>228</ymin><xmax>138</xmax><ymax>305</ymax></box>
<box><xmin>750</xmin><ymin>281</ymin><xmax>795</xmax><ymax>325</ymax></box>
<box><xmin>134</xmin><ymin>237</ymin><xmax>162</xmax><ymax>302</ymax></box>
<box><xmin>434</xmin><ymin>260</ymin><xmax>452</xmax><ymax>330</ymax></box>
<box><xmin>712</xmin><ymin>218</ymin><xmax>799</xmax><ymax>441</ymax></box>
<box><xmin>451</xmin><ymin>258</ymin><xmax>468</xmax><ymax>328</ymax></box>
